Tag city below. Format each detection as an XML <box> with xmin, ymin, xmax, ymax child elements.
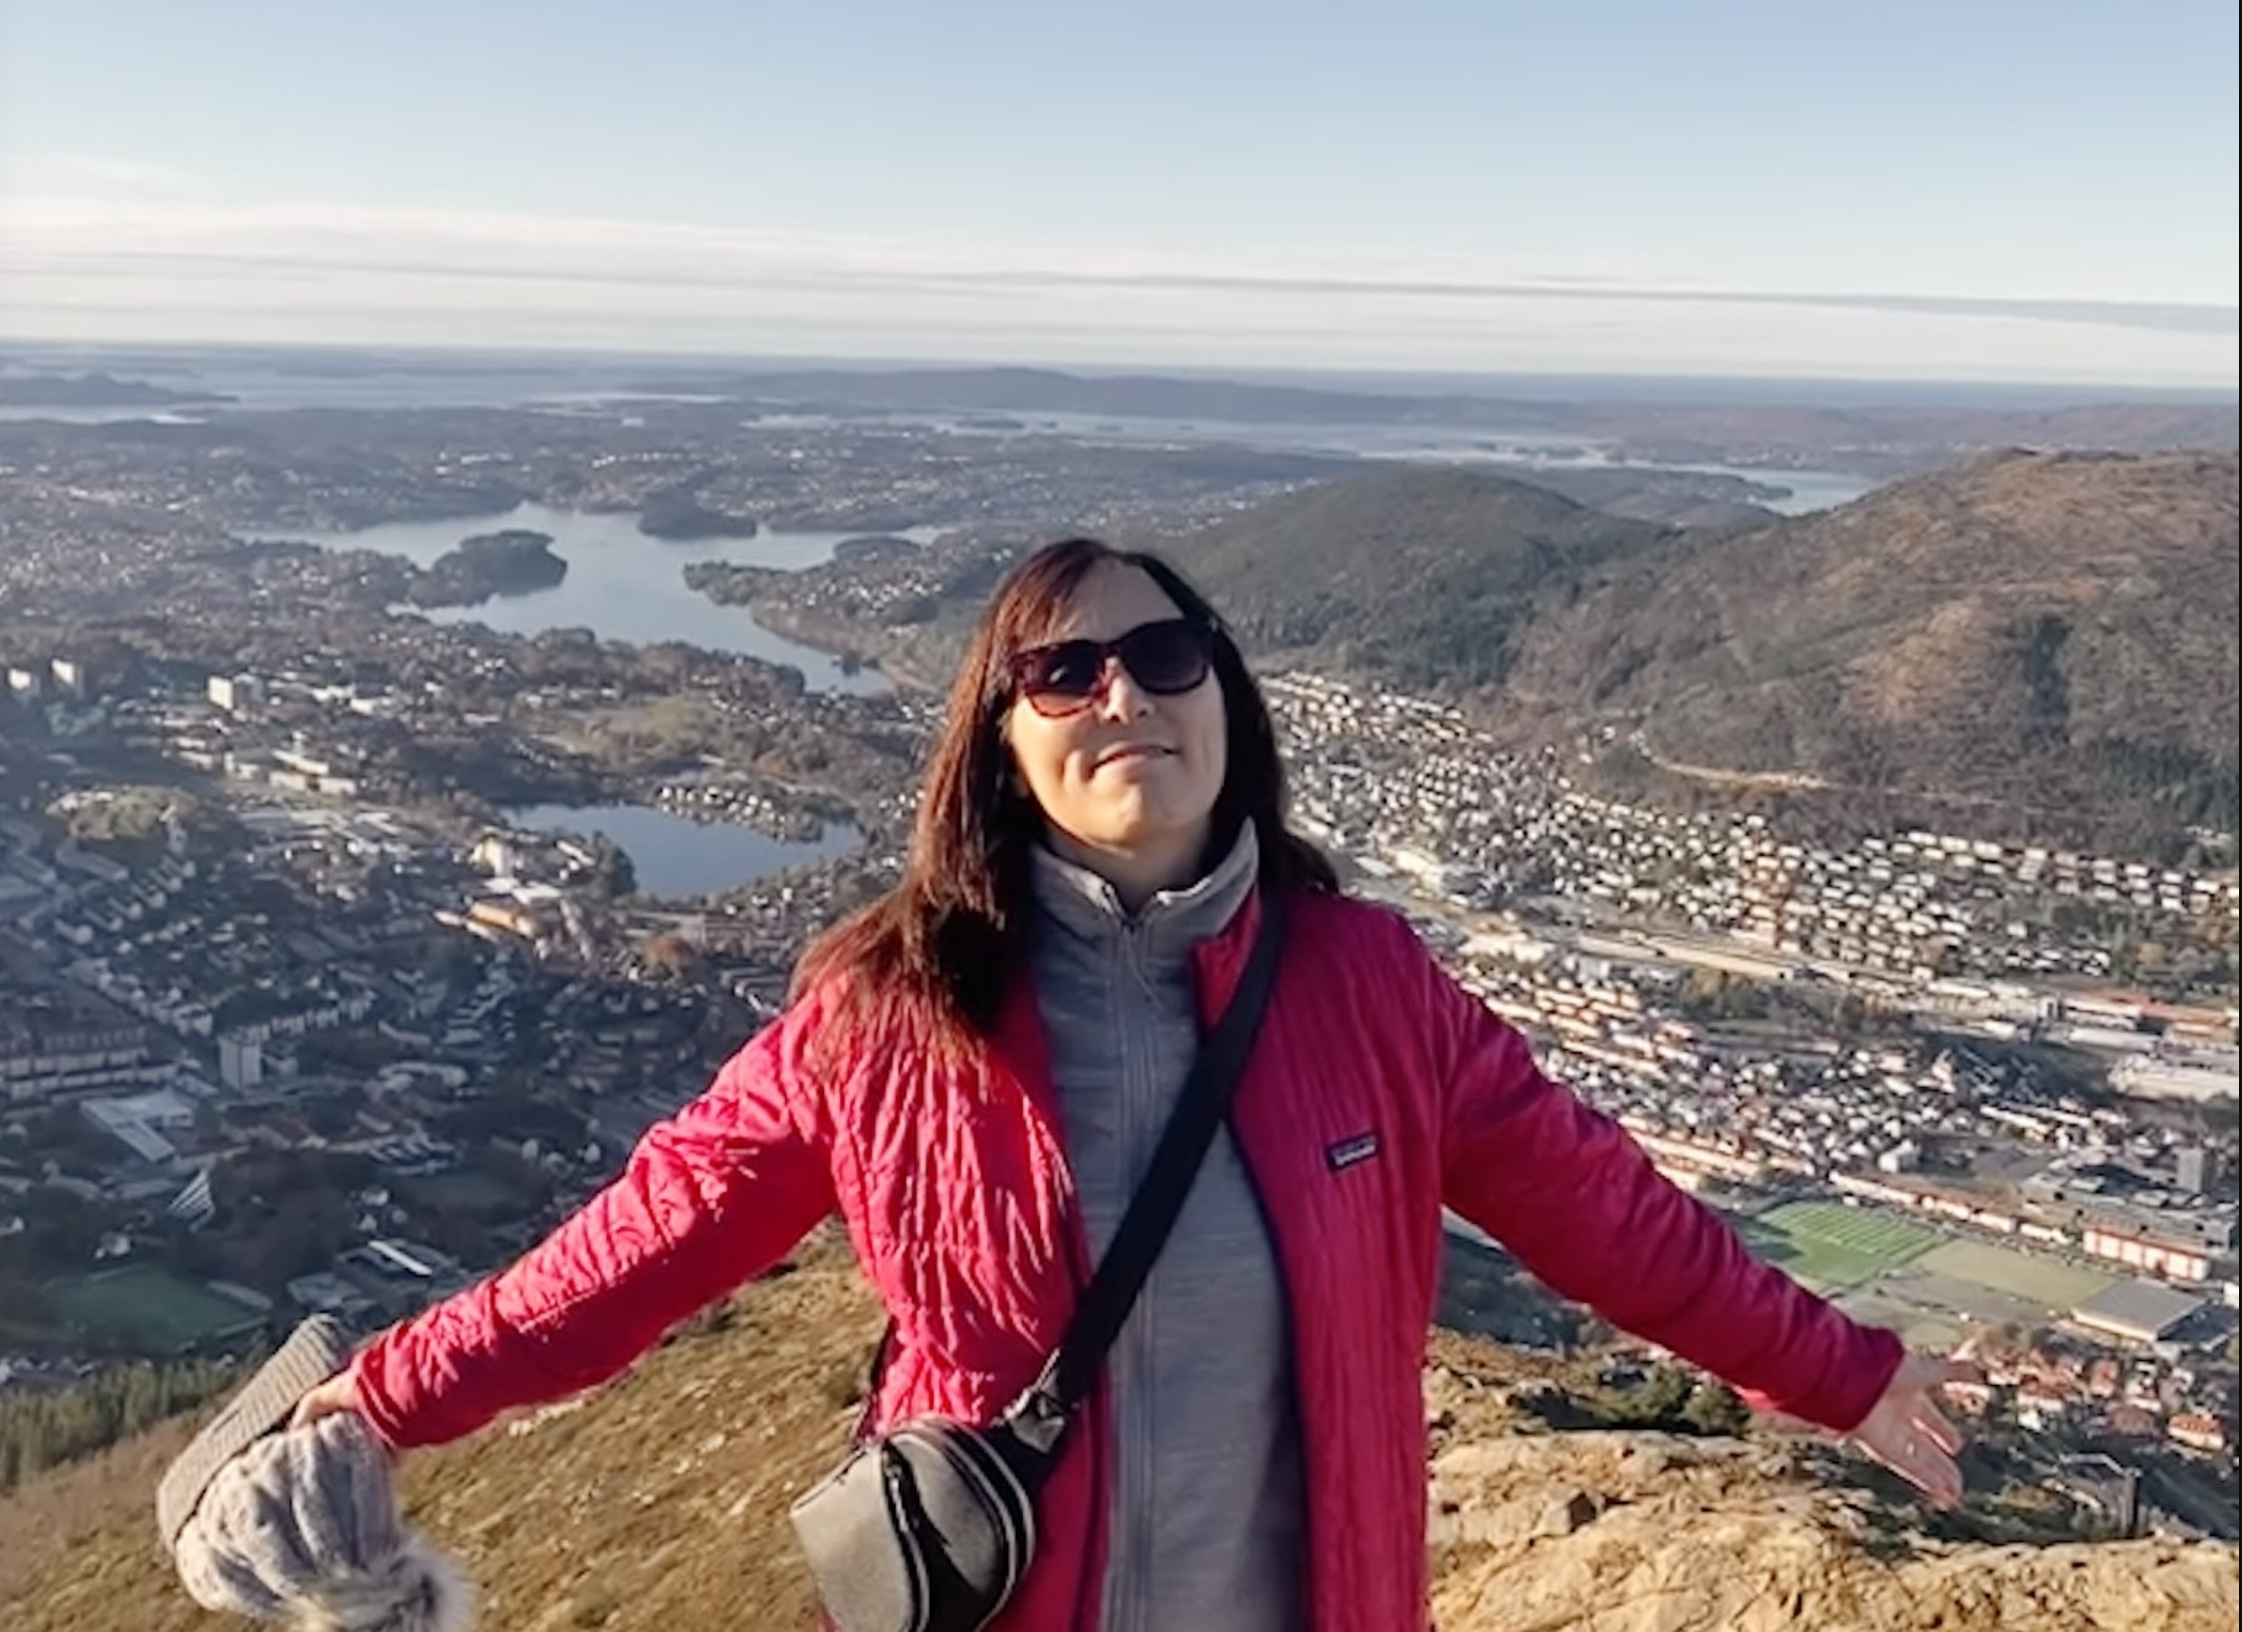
<box><xmin>0</xmin><ymin>362</ymin><xmax>2235</xmax><ymax>1546</ymax></box>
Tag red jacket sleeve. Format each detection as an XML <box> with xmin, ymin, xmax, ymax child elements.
<box><xmin>351</xmin><ymin>998</ymin><xmax>837</xmax><ymax>1449</ymax></box>
<box><xmin>1426</xmin><ymin>950</ymin><xmax>1901</xmax><ymax>1433</ymax></box>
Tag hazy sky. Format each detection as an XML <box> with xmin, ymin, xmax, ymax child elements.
<box><xmin>3</xmin><ymin>0</ymin><xmax>2236</xmax><ymax>385</ymax></box>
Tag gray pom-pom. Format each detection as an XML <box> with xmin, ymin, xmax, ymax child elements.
<box><xmin>172</xmin><ymin>1413</ymin><xmax>475</xmax><ymax>1632</ymax></box>
<box><xmin>294</xmin><ymin>1537</ymin><xmax>475</xmax><ymax>1632</ymax></box>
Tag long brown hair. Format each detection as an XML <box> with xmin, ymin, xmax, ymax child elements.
<box><xmin>793</xmin><ymin>537</ymin><xmax>1336</xmax><ymax>1059</ymax></box>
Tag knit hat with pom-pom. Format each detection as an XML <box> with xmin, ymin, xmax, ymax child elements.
<box><xmin>157</xmin><ymin>1318</ymin><xmax>474</xmax><ymax>1632</ymax></box>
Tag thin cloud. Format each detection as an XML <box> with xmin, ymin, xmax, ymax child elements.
<box><xmin>2</xmin><ymin>192</ymin><xmax>2234</xmax><ymax>385</ymax></box>
<box><xmin>7</xmin><ymin>154</ymin><xmax>203</xmax><ymax>195</ymax></box>
<box><xmin>14</xmin><ymin>235</ymin><xmax>2231</xmax><ymax>338</ymax></box>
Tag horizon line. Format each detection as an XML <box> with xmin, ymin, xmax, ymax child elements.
<box><xmin>5</xmin><ymin>332</ymin><xmax>2238</xmax><ymax>408</ymax></box>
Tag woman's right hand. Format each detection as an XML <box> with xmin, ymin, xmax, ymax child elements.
<box><xmin>288</xmin><ymin>1368</ymin><xmax>369</xmax><ymax>1432</ymax></box>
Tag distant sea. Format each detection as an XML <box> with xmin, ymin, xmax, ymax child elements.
<box><xmin>1183</xmin><ymin>366</ymin><xmax>2242</xmax><ymax>410</ymax></box>
<box><xmin>6</xmin><ymin>340</ymin><xmax>2232</xmax><ymax>414</ymax></box>
<box><xmin>0</xmin><ymin>342</ymin><xmax>1895</xmax><ymax>513</ymax></box>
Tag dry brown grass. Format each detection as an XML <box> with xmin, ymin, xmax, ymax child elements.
<box><xmin>5</xmin><ymin>1230</ymin><xmax>2235</xmax><ymax>1632</ymax></box>
<box><xmin>0</xmin><ymin>1230</ymin><xmax>881</xmax><ymax>1632</ymax></box>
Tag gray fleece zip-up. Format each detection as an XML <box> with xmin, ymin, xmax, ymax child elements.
<box><xmin>1028</xmin><ymin>825</ymin><xmax>1306</xmax><ymax>1632</ymax></box>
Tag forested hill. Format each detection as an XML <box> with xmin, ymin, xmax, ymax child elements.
<box><xmin>1174</xmin><ymin>465</ymin><xmax>1679</xmax><ymax>690</ymax></box>
<box><xmin>1167</xmin><ymin>450</ymin><xmax>2238</xmax><ymax>854</ymax></box>
<box><xmin>1502</xmin><ymin>449</ymin><xmax>2240</xmax><ymax>853</ymax></box>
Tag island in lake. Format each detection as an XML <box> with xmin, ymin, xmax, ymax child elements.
<box><xmin>638</xmin><ymin>489</ymin><xmax>759</xmax><ymax>541</ymax></box>
<box><xmin>406</xmin><ymin>529</ymin><xmax>569</xmax><ymax>607</ymax></box>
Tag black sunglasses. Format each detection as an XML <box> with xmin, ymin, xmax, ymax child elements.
<box><xmin>1009</xmin><ymin>617</ymin><xmax>1214</xmax><ymax>716</ymax></box>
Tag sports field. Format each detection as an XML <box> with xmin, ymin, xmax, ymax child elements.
<box><xmin>1909</xmin><ymin>1238</ymin><xmax>2115</xmax><ymax>1309</ymax></box>
<box><xmin>1738</xmin><ymin>1200</ymin><xmax>1942</xmax><ymax>1293</ymax></box>
<box><xmin>48</xmin><ymin>1264</ymin><xmax>265</xmax><ymax>1353</ymax></box>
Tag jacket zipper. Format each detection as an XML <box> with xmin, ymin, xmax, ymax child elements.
<box><xmin>1221</xmin><ymin>1080</ymin><xmax>1314</xmax><ymax>1628</ymax></box>
<box><xmin>1113</xmin><ymin>920</ymin><xmax>1155</xmax><ymax>1632</ymax></box>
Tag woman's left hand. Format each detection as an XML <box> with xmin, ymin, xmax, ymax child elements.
<box><xmin>1845</xmin><ymin>1351</ymin><xmax>1975</xmax><ymax>1509</ymax></box>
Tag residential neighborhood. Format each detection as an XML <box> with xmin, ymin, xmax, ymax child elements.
<box><xmin>1</xmin><ymin>405</ymin><xmax>2235</xmax><ymax>1545</ymax></box>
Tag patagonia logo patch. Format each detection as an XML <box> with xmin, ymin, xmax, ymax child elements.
<box><xmin>1326</xmin><ymin>1131</ymin><xmax>1381</xmax><ymax>1172</ymax></box>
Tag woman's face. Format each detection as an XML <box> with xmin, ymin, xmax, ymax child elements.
<box><xmin>1003</xmin><ymin>563</ymin><xmax>1229</xmax><ymax>899</ymax></box>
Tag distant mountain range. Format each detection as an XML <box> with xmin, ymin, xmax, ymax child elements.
<box><xmin>1170</xmin><ymin>450</ymin><xmax>2240</xmax><ymax>853</ymax></box>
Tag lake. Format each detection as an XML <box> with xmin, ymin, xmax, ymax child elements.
<box><xmin>506</xmin><ymin>802</ymin><xmax>862</xmax><ymax>900</ymax></box>
<box><xmin>286</xmin><ymin>504</ymin><xmax>931</xmax><ymax>695</ymax></box>
<box><xmin>0</xmin><ymin>405</ymin><xmax>215</xmax><ymax>424</ymax></box>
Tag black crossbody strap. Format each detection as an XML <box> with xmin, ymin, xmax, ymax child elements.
<box><xmin>1005</xmin><ymin>887</ymin><xmax>1289</xmax><ymax>1447</ymax></box>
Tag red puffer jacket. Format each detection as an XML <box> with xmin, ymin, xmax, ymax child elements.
<box><xmin>352</xmin><ymin>888</ymin><xmax>1901</xmax><ymax>1632</ymax></box>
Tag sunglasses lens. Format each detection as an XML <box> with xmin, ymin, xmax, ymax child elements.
<box><xmin>1022</xmin><ymin>640</ymin><xmax>1106</xmax><ymax>701</ymax></box>
<box><xmin>1116</xmin><ymin>620</ymin><xmax>1210</xmax><ymax>693</ymax></box>
<box><xmin>1013</xmin><ymin>620</ymin><xmax>1210</xmax><ymax>712</ymax></box>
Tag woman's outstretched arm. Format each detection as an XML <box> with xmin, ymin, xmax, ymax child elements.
<box><xmin>1421</xmin><ymin>943</ymin><xmax>1963</xmax><ymax>1502</ymax></box>
<box><xmin>304</xmin><ymin>995</ymin><xmax>840</xmax><ymax>1450</ymax></box>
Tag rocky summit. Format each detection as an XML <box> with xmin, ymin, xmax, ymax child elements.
<box><xmin>1</xmin><ymin>1235</ymin><xmax>2233</xmax><ymax>1632</ymax></box>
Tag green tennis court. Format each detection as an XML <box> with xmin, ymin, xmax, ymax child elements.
<box><xmin>1738</xmin><ymin>1199</ymin><xmax>1943</xmax><ymax>1292</ymax></box>
<box><xmin>48</xmin><ymin>1264</ymin><xmax>266</xmax><ymax>1353</ymax></box>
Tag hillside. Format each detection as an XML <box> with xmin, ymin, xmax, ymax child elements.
<box><xmin>1147</xmin><ymin>451</ymin><xmax>2237</xmax><ymax>851</ymax></box>
<box><xmin>3</xmin><ymin>1235</ymin><xmax>2234</xmax><ymax>1632</ymax></box>
<box><xmin>1172</xmin><ymin>466</ymin><xmax>1679</xmax><ymax>690</ymax></box>
<box><xmin>1502</xmin><ymin>450</ymin><xmax>2240</xmax><ymax>851</ymax></box>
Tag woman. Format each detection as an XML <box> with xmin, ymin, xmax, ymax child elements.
<box><xmin>295</xmin><ymin>537</ymin><xmax>1968</xmax><ymax>1632</ymax></box>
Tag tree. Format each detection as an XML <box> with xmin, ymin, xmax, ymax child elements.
<box><xmin>642</xmin><ymin>932</ymin><xmax>702</xmax><ymax>976</ymax></box>
<box><xmin>1679</xmin><ymin>969</ymin><xmax>1773</xmax><ymax>1024</ymax></box>
<box><xmin>0</xmin><ymin>1355</ymin><xmax>241</xmax><ymax>1493</ymax></box>
<box><xmin>1590</xmin><ymin>1362</ymin><xmax>1701</xmax><ymax>1429</ymax></box>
